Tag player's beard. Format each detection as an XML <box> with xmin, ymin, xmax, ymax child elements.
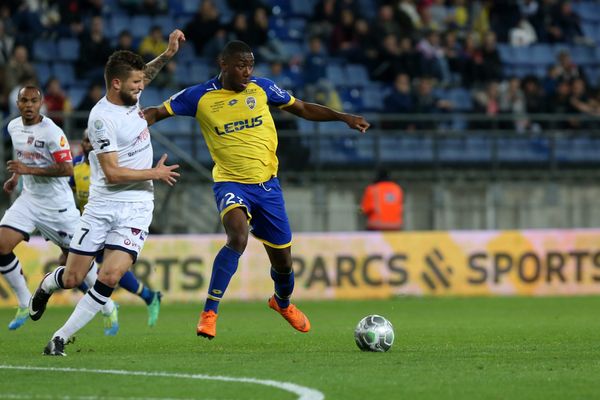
<box><xmin>119</xmin><ymin>88</ymin><xmax>139</xmax><ymax>106</ymax></box>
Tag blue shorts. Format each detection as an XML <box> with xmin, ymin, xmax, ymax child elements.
<box><xmin>213</xmin><ymin>177</ymin><xmax>292</xmax><ymax>248</ymax></box>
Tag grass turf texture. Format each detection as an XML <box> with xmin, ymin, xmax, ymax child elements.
<box><xmin>1</xmin><ymin>297</ymin><xmax>600</xmax><ymax>399</ymax></box>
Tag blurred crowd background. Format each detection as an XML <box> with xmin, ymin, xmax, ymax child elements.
<box><xmin>2</xmin><ymin>0</ymin><xmax>600</xmax><ymax>233</ymax></box>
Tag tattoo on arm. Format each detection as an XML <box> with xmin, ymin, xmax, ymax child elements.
<box><xmin>144</xmin><ymin>54</ymin><xmax>170</xmax><ymax>84</ymax></box>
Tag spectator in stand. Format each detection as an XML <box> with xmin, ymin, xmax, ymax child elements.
<box><xmin>330</xmin><ymin>8</ymin><xmax>358</xmax><ymax>56</ymax></box>
<box><xmin>115</xmin><ymin>30</ymin><xmax>135</xmax><ymax>52</ymax></box>
<box><xmin>542</xmin><ymin>64</ymin><xmax>561</xmax><ymax>96</ymax></box>
<box><xmin>413</xmin><ymin>76</ymin><xmax>452</xmax><ymax>129</ymax></box>
<box><xmin>396</xmin><ymin>0</ymin><xmax>422</xmax><ymax>36</ymax></box>
<box><xmin>499</xmin><ymin>77</ymin><xmax>527</xmax><ymax>132</ymax></box>
<box><xmin>459</xmin><ymin>32</ymin><xmax>482</xmax><ymax>87</ymax></box>
<box><xmin>472</xmin><ymin>81</ymin><xmax>501</xmax><ymax>129</ymax></box>
<box><xmin>384</xmin><ymin>72</ymin><xmax>415</xmax><ymax>130</ymax></box>
<box><xmin>310</xmin><ymin>0</ymin><xmax>339</xmax><ymax>38</ymax></box>
<box><xmin>77</xmin><ymin>15</ymin><xmax>113</xmax><ymax>82</ymax></box>
<box><xmin>416</xmin><ymin>30</ymin><xmax>451</xmax><ymax>85</ymax></box>
<box><xmin>479</xmin><ymin>31</ymin><xmax>503</xmax><ymax>83</ymax></box>
<box><xmin>428</xmin><ymin>0</ymin><xmax>454</xmax><ymax>32</ymax></box>
<box><xmin>373</xmin><ymin>4</ymin><xmax>402</xmax><ymax>44</ymax></box>
<box><xmin>75</xmin><ymin>82</ymin><xmax>103</xmax><ymax>129</ymax></box>
<box><xmin>304</xmin><ymin>36</ymin><xmax>328</xmax><ymax>85</ymax></box>
<box><xmin>548</xmin><ymin>0</ymin><xmax>586</xmax><ymax>44</ymax></box>
<box><xmin>248</xmin><ymin>7</ymin><xmax>286</xmax><ymax>63</ymax></box>
<box><xmin>547</xmin><ymin>79</ymin><xmax>573</xmax><ymax>129</ymax></box>
<box><xmin>0</xmin><ymin>20</ymin><xmax>15</xmax><ymax>65</ymax></box>
<box><xmin>351</xmin><ymin>18</ymin><xmax>378</xmax><ymax>68</ymax></box>
<box><xmin>4</xmin><ymin>45</ymin><xmax>35</xmax><ymax>96</ymax></box>
<box><xmin>184</xmin><ymin>0</ymin><xmax>221</xmax><ymax>56</ymax></box>
<box><xmin>43</xmin><ymin>77</ymin><xmax>71</xmax><ymax>128</ymax></box>
<box><xmin>138</xmin><ymin>25</ymin><xmax>167</xmax><ymax>62</ymax></box>
<box><xmin>554</xmin><ymin>50</ymin><xmax>584</xmax><ymax>82</ymax></box>
<box><xmin>522</xmin><ymin>75</ymin><xmax>546</xmax><ymax>132</ymax></box>
<box><xmin>10</xmin><ymin>2</ymin><xmax>43</xmax><ymax>49</ymax></box>
<box><xmin>449</xmin><ymin>0</ymin><xmax>470</xmax><ymax>31</ymax></box>
<box><xmin>443</xmin><ymin>30</ymin><xmax>463</xmax><ymax>84</ymax></box>
<box><xmin>510</xmin><ymin>17</ymin><xmax>538</xmax><ymax>46</ymax></box>
<box><xmin>569</xmin><ymin>77</ymin><xmax>593</xmax><ymax>129</ymax></box>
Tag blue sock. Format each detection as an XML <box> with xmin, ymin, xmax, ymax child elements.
<box><xmin>77</xmin><ymin>282</ymin><xmax>89</xmax><ymax>293</ymax></box>
<box><xmin>271</xmin><ymin>267</ymin><xmax>295</xmax><ymax>308</ymax></box>
<box><xmin>139</xmin><ymin>286</ymin><xmax>155</xmax><ymax>305</ymax></box>
<box><xmin>118</xmin><ymin>270</ymin><xmax>141</xmax><ymax>293</ymax></box>
<box><xmin>204</xmin><ymin>246</ymin><xmax>241</xmax><ymax>313</ymax></box>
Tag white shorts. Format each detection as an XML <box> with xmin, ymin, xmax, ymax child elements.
<box><xmin>0</xmin><ymin>194</ymin><xmax>80</xmax><ymax>249</ymax></box>
<box><xmin>69</xmin><ymin>198</ymin><xmax>153</xmax><ymax>263</ymax></box>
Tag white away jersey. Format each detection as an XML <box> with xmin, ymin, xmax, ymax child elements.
<box><xmin>7</xmin><ymin>115</ymin><xmax>75</xmax><ymax>208</ymax></box>
<box><xmin>87</xmin><ymin>96</ymin><xmax>154</xmax><ymax>202</ymax></box>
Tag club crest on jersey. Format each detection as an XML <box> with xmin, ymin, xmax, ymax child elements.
<box><xmin>246</xmin><ymin>96</ymin><xmax>256</xmax><ymax>110</ymax></box>
<box><xmin>60</xmin><ymin>135</ymin><xmax>67</xmax><ymax>147</ymax></box>
<box><xmin>131</xmin><ymin>228</ymin><xmax>141</xmax><ymax>235</ymax></box>
<box><xmin>34</xmin><ymin>140</ymin><xmax>45</xmax><ymax>148</ymax></box>
<box><xmin>27</xmin><ymin>136</ymin><xmax>34</xmax><ymax>145</ymax></box>
<box><xmin>228</xmin><ymin>99</ymin><xmax>238</xmax><ymax>106</ymax></box>
<box><xmin>94</xmin><ymin>120</ymin><xmax>103</xmax><ymax>130</ymax></box>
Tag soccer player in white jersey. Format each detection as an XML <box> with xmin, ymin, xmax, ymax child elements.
<box><xmin>29</xmin><ymin>29</ymin><xmax>184</xmax><ymax>356</ymax></box>
<box><xmin>1</xmin><ymin>86</ymin><xmax>117</xmax><ymax>331</ymax></box>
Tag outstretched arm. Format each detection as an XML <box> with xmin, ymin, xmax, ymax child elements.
<box><xmin>143</xmin><ymin>104</ymin><xmax>172</xmax><ymax>126</ymax></box>
<box><xmin>143</xmin><ymin>29</ymin><xmax>186</xmax><ymax>85</ymax></box>
<box><xmin>283</xmin><ymin>99</ymin><xmax>370</xmax><ymax>133</ymax></box>
<box><xmin>97</xmin><ymin>152</ymin><xmax>179</xmax><ymax>186</ymax></box>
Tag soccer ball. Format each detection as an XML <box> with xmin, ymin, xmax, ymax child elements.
<box><xmin>354</xmin><ymin>314</ymin><xmax>394</xmax><ymax>352</ymax></box>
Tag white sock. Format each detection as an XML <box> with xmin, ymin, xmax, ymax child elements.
<box><xmin>0</xmin><ymin>256</ymin><xmax>31</xmax><ymax>308</ymax></box>
<box><xmin>83</xmin><ymin>260</ymin><xmax>98</xmax><ymax>288</ymax></box>
<box><xmin>41</xmin><ymin>266</ymin><xmax>65</xmax><ymax>293</ymax></box>
<box><xmin>102</xmin><ymin>298</ymin><xmax>115</xmax><ymax>316</ymax></box>
<box><xmin>54</xmin><ymin>284</ymin><xmax>110</xmax><ymax>341</ymax></box>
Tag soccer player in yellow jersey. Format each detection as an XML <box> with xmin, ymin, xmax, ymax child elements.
<box><xmin>144</xmin><ymin>40</ymin><xmax>370</xmax><ymax>339</ymax></box>
<box><xmin>70</xmin><ymin>131</ymin><xmax>163</xmax><ymax>327</ymax></box>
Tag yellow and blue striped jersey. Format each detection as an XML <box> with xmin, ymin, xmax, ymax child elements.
<box><xmin>164</xmin><ymin>76</ymin><xmax>295</xmax><ymax>184</ymax></box>
<box><xmin>70</xmin><ymin>154</ymin><xmax>90</xmax><ymax>212</ymax></box>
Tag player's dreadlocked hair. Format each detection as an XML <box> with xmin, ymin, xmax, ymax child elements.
<box><xmin>104</xmin><ymin>50</ymin><xmax>146</xmax><ymax>85</ymax></box>
<box><xmin>221</xmin><ymin>40</ymin><xmax>253</xmax><ymax>61</ymax></box>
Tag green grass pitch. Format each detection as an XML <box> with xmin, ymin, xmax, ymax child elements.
<box><xmin>1</xmin><ymin>297</ymin><xmax>600</xmax><ymax>399</ymax></box>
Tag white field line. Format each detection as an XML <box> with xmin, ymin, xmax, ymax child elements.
<box><xmin>0</xmin><ymin>365</ymin><xmax>325</xmax><ymax>400</ymax></box>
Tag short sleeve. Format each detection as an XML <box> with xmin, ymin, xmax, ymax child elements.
<box><xmin>164</xmin><ymin>87</ymin><xmax>200</xmax><ymax>117</ymax></box>
<box><xmin>255</xmin><ymin>78</ymin><xmax>295</xmax><ymax>108</ymax></box>
<box><xmin>47</xmin><ymin>126</ymin><xmax>72</xmax><ymax>163</ymax></box>
<box><xmin>88</xmin><ymin>115</ymin><xmax>118</xmax><ymax>154</ymax></box>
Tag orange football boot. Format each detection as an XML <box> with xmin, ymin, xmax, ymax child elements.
<box><xmin>196</xmin><ymin>310</ymin><xmax>218</xmax><ymax>339</ymax></box>
<box><xmin>268</xmin><ymin>296</ymin><xmax>311</xmax><ymax>333</ymax></box>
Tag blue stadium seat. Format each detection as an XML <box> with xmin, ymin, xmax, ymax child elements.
<box><xmin>286</xmin><ymin>18</ymin><xmax>306</xmax><ymax>40</ymax></box>
<box><xmin>176</xmin><ymin>43</ymin><xmax>197</xmax><ymax>62</ymax></box>
<box><xmin>189</xmin><ymin>63</ymin><xmax>211</xmax><ymax>83</ymax></box>
<box><xmin>447</xmin><ymin>88</ymin><xmax>472</xmax><ymax>111</ymax></box>
<box><xmin>340</xmin><ymin>88</ymin><xmax>363</xmax><ymax>112</ymax></box>
<box><xmin>290</xmin><ymin>0</ymin><xmax>316</xmax><ymax>17</ymax></box>
<box><xmin>311</xmin><ymin>136</ymin><xmax>374</xmax><ymax>165</ymax></box>
<box><xmin>346</xmin><ymin>64</ymin><xmax>370</xmax><ymax>87</ymax></box>
<box><xmin>34</xmin><ymin>62</ymin><xmax>52</xmax><ymax>87</ymax></box>
<box><xmin>33</xmin><ymin>40</ymin><xmax>56</xmax><ymax>62</ymax></box>
<box><xmin>108</xmin><ymin>15</ymin><xmax>131</xmax><ymax>39</ymax></box>
<box><xmin>68</xmin><ymin>86</ymin><xmax>87</xmax><ymax>109</ymax></box>
<box><xmin>569</xmin><ymin>45</ymin><xmax>595</xmax><ymax>66</ymax></box>
<box><xmin>362</xmin><ymin>86</ymin><xmax>384</xmax><ymax>112</ymax></box>
<box><xmin>496</xmin><ymin>137</ymin><xmax>550</xmax><ymax>163</ymax></box>
<box><xmin>555</xmin><ymin>137</ymin><xmax>600</xmax><ymax>163</ymax></box>
<box><xmin>130</xmin><ymin>16</ymin><xmax>153</xmax><ymax>39</ymax></box>
<box><xmin>269</xmin><ymin>0</ymin><xmax>293</xmax><ymax>17</ymax></box>
<box><xmin>57</xmin><ymin>38</ymin><xmax>80</xmax><ymax>62</ymax></box>
<box><xmin>280</xmin><ymin>40</ymin><xmax>304</xmax><ymax>60</ymax></box>
<box><xmin>325</xmin><ymin>64</ymin><xmax>347</xmax><ymax>87</ymax></box>
<box><xmin>154</xmin><ymin>116</ymin><xmax>193</xmax><ymax>134</ymax></box>
<box><xmin>269</xmin><ymin>17</ymin><xmax>292</xmax><ymax>40</ymax></box>
<box><xmin>139</xmin><ymin>87</ymin><xmax>163</xmax><ymax>108</ymax></box>
<box><xmin>152</xmin><ymin>15</ymin><xmax>177</xmax><ymax>35</ymax></box>
<box><xmin>51</xmin><ymin>63</ymin><xmax>76</xmax><ymax>87</ymax></box>
<box><xmin>318</xmin><ymin>121</ymin><xmax>350</xmax><ymax>134</ymax></box>
<box><xmin>438</xmin><ymin>136</ymin><xmax>492</xmax><ymax>163</ymax></box>
<box><xmin>529</xmin><ymin>44</ymin><xmax>554</xmax><ymax>65</ymax></box>
<box><xmin>378</xmin><ymin>136</ymin><xmax>434</xmax><ymax>163</ymax></box>
<box><xmin>181</xmin><ymin>0</ymin><xmax>200</xmax><ymax>14</ymax></box>
<box><xmin>496</xmin><ymin>44</ymin><xmax>513</xmax><ymax>63</ymax></box>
